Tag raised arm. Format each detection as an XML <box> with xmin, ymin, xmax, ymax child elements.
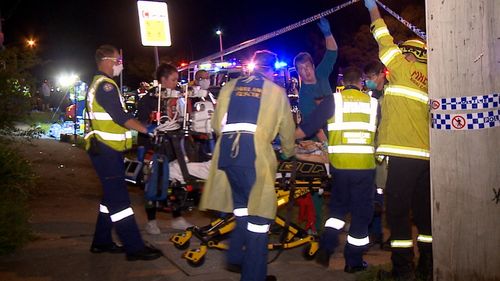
<box><xmin>317</xmin><ymin>17</ymin><xmax>338</xmax><ymax>51</ymax></box>
<box><xmin>364</xmin><ymin>0</ymin><xmax>381</xmax><ymax>22</ymax></box>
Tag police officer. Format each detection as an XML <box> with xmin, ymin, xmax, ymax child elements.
<box><xmin>85</xmin><ymin>44</ymin><xmax>161</xmax><ymax>261</ymax></box>
<box><xmin>365</xmin><ymin>1</ymin><xmax>432</xmax><ymax>280</ymax></box>
<box><xmin>296</xmin><ymin>66</ymin><xmax>378</xmax><ymax>273</ymax></box>
<box><xmin>199</xmin><ymin>50</ymin><xmax>295</xmax><ymax>281</ymax></box>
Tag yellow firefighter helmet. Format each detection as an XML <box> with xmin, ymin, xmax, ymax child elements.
<box><xmin>399</xmin><ymin>39</ymin><xmax>427</xmax><ymax>64</ymax></box>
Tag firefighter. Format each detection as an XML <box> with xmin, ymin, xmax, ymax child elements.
<box><xmin>85</xmin><ymin>45</ymin><xmax>161</xmax><ymax>261</ymax></box>
<box><xmin>296</xmin><ymin>66</ymin><xmax>378</xmax><ymax>273</ymax></box>
<box><xmin>364</xmin><ymin>1</ymin><xmax>432</xmax><ymax>280</ymax></box>
<box><xmin>199</xmin><ymin>50</ymin><xmax>295</xmax><ymax>281</ymax></box>
<box><xmin>294</xmin><ymin>16</ymin><xmax>338</xmax><ymax>233</ymax></box>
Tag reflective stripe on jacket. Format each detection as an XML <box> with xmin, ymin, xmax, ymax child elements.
<box><xmin>84</xmin><ymin>75</ymin><xmax>132</xmax><ymax>151</ymax></box>
<box><xmin>328</xmin><ymin>89</ymin><xmax>377</xmax><ymax>170</ymax></box>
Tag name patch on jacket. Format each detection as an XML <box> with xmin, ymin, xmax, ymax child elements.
<box><xmin>234</xmin><ymin>86</ymin><xmax>263</xmax><ymax>99</ymax></box>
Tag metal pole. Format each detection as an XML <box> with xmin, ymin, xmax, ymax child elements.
<box><xmin>119</xmin><ymin>49</ymin><xmax>123</xmax><ymax>93</ymax></box>
<box><xmin>154</xmin><ymin>46</ymin><xmax>160</xmax><ymax>68</ymax></box>
<box><xmin>72</xmin><ymin>85</ymin><xmax>77</xmax><ymax>146</ymax></box>
<box><xmin>218</xmin><ymin>33</ymin><xmax>223</xmax><ymax>62</ymax></box>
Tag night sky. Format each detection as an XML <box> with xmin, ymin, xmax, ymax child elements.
<box><xmin>1</xmin><ymin>0</ymin><xmax>424</xmax><ymax>85</ymax></box>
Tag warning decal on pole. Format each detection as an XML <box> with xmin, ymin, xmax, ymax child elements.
<box><xmin>432</xmin><ymin>110</ymin><xmax>500</xmax><ymax>130</ymax></box>
<box><xmin>137</xmin><ymin>1</ymin><xmax>172</xmax><ymax>47</ymax></box>
<box><xmin>451</xmin><ymin>116</ymin><xmax>466</xmax><ymax>129</ymax></box>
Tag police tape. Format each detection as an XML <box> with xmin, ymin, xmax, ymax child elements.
<box><xmin>375</xmin><ymin>0</ymin><xmax>427</xmax><ymax>41</ymax></box>
<box><xmin>179</xmin><ymin>0</ymin><xmax>363</xmax><ymax>71</ymax></box>
<box><xmin>431</xmin><ymin>110</ymin><xmax>500</xmax><ymax>130</ymax></box>
<box><xmin>430</xmin><ymin>93</ymin><xmax>499</xmax><ymax>111</ymax></box>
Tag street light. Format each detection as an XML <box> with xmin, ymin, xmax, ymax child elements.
<box><xmin>216</xmin><ymin>29</ymin><xmax>223</xmax><ymax>62</ymax></box>
<box><xmin>26</xmin><ymin>39</ymin><xmax>36</xmax><ymax>48</ymax></box>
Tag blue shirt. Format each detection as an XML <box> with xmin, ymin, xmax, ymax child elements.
<box><xmin>218</xmin><ymin>74</ymin><xmax>265</xmax><ymax>168</ymax></box>
<box><xmin>298</xmin><ymin>50</ymin><xmax>338</xmax><ymax>123</ymax></box>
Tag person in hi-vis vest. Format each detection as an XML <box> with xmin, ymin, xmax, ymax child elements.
<box><xmin>85</xmin><ymin>45</ymin><xmax>161</xmax><ymax>261</ymax></box>
<box><xmin>296</xmin><ymin>66</ymin><xmax>378</xmax><ymax>273</ymax></box>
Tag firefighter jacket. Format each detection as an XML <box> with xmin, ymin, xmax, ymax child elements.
<box><xmin>84</xmin><ymin>74</ymin><xmax>132</xmax><ymax>152</ymax></box>
<box><xmin>328</xmin><ymin>88</ymin><xmax>378</xmax><ymax>170</ymax></box>
<box><xmin>371</xmin><ymin>18</ymin><xmax>430</xmax><ymax>160</ymax></box>
<box><xmin>199</xmin><ymin>74</ymin><xmax>296</xmax><ymax>220</ymax></box>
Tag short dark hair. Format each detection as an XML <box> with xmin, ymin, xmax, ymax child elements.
<box><xmin>155</xmin><ymin>63</ymin><xmax>178</xmax><ymax>81</ymax></box>
<box><xmin>293</xmin><ymin>52</ymin><xmax>314</xmax><ymax>69</ymax></box>
<box><xmin>342</xmin><ymin>66</ymin><xmax>363</xmax><ymax>85</ymax></box>
<box><xmin>364</xmin><ymin>60</ymin><xmax>385</xmax><ymax>75</ymax></box>
<box><xmin>195</xmin><ymin>70</ymin><xmax>208</xmax><ymax>80</ymax></box>
<box><xmin>252</xmin><ymin>50</ymin><xmax>278</xmax><ymax>70</ymax></box>
<box><xmin>95</xmin><ymin>45</ymin><xmax>118</xmax><ymax>64</ymax></box>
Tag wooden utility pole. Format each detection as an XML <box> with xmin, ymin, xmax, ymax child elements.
<box><xmin>426</xmin><ymin>0</ymin><xmax>500</xmax><ymax>280</ymax></box>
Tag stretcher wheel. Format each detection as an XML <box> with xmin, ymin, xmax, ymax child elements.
<box><xmin>187</xmin><ymin>256</ymin><xmax>205</xmax><ymax>267</ymax></box>
<box><xmin>302</xmin><ymin>243</ymin><xmax>317</xmax><ymax>260</ymax></box>
<box><xmin>174</xmin><ymin>240</ymin><xmax>190</xmax><ymax>250</ymax></box>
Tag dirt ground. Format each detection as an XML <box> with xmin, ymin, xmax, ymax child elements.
<box><xmin>0</xmin><ymin>138</ymin><xmax>390</xmax><ymax>281</ymax></box>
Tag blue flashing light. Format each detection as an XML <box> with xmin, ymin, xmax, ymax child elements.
<box><xmin>274</xmin><ymin>61</ymin><xmax>287</xmax><ymax>69</ymax></box>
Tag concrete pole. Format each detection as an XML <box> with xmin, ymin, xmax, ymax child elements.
<box><xmin>426</xmin><ymin>0</ymin><xmax>500</xmax><ymax>280</ymax></box>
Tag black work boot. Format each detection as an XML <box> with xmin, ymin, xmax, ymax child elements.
<box><xmin>315</xmin><ymin>248</ymin><xmax>331</xmax><ymax>268</ymax></box>
<box><xmin>377</xmin><ymin>269</ymin><xmax>416</xmax><ymax>281</ymax></box>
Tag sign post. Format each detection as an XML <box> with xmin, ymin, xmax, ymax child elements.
<box><xmin>137</xmin><ymin>1</ymin><xmax>172</xmax><ymax>67</ymax></box>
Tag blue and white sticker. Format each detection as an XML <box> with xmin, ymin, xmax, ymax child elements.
<box><xmin>430</xmin><ymin>93</ymin><xmax>499</xmax><ymax>111</ymax></box>
<box><xmin>431</xmin><ymin>110</ymin><xmax>500</xmax><ymax>130</ymax></box>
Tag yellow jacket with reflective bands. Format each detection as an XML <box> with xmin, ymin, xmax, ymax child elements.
<box><xmin>371</xmin><ymin>18</ymin><xmax>430</xmax><ymax>160</ymax></box>
<box><xmin>328</xmin><ymin>89</ymin><xmax>378</xmax><ymax>170</ymax></box>
<box><xmin>84</xmin><ymin>75</ymin><xmax>132</xmax><ymax>152</ymax></box>
<box><xmin>199</xmin><ymin>76</ymin><xmax>296</xmax><ymax>220</ymax></box>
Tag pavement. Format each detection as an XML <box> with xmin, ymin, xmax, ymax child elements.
<box><xmin>0</xmin><ymin>139</ymin><xmax>390</xmax><ymax>281</ymax></box>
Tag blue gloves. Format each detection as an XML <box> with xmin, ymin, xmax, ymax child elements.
<box><xmin>146</xmin><ymin>124</ymin><xmax>157</xmax><ymax>136</ymax></box>
<box><xmin>364</xmin><ymin>0</ymin><xmax>377</xmax><ymax>10</ymax></box>
<box><xmin>317</xmin><ymin>17</ymin><xmax>332</xmax><ymax>37</ymax></box>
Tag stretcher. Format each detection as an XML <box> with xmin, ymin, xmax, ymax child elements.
<box><xmin>169</xmin><ymin>159</ymin><xmax>331</xmax><ymax>267</ymax></box>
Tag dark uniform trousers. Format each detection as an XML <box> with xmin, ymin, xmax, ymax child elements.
<box><xmin>223</xmin><ymin>165</ymin><xmax>271</xmax><ymax>281</ymax></box>
<box><xmin>89</xmin><ymin>141</ymin><xmax>144</xmax><ymax>254</ymax></box>
<box><xmin>320</xmin><ymin>168</ymin><xmax>375</xmax><ymax>267</ymax></box>
<box><xmin>385</xmin><ymin>156</ymin><xmax>432</xmax><ymax>275</ymax></box>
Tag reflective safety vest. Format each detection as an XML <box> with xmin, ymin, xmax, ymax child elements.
<box><xmin>327</xmin><ymin>89</ymin><xmax>378</xmax><ymax>170</ymax></box>
<box><xmin>371</xmin><ymin>18</ymin><xmax>430</xmax><ymax>160</ymax></box>
<box><xmin>84</xmin><ymin>75</ymin><xmax>132</xmax><ymax>152</ymax></box>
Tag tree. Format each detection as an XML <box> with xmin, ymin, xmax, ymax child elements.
<box><xmin>337</xmin><ymin>4</ymin><xmax>426</xmax><ymax>69</ymax></box>
<box><xmin>0</xmin><ymin>46</ymin><xmax>40</xmax><ymax>131</ymax></box>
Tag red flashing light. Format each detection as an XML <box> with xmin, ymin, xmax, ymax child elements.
<box><xmin>180</xmin><ymin>62</ymin><xmax>188</xmax><ymax>67</ymax></box>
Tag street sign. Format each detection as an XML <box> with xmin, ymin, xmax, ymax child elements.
<box><xmin>137</xmin><ymin>1</ymin><xmax>172</xmax><ymax>46</ymax></box>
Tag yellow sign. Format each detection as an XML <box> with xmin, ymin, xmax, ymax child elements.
<box><xmin>137</xmin><ymin>1</ymin><xmax>172</xmax><ymax>46</ymax></box>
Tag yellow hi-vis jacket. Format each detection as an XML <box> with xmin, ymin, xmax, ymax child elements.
<box><xmin>199</xmin><ymin>76</ymin><xmax>296</xmax><ymax>220</ymax></box>
<box><xmin>84</xmin><ymin>75</ymin><xmax>132</xmax><ymax>152</ymax></box>
<box><xmin>328</xmin><ymin>89</ymin><xmax>378</xmax><ymax>170</ymax></box>
<box><xmin>371</xmin><ymin>18</ymin><xmax>430</xmax><ymax>160</ymax></box>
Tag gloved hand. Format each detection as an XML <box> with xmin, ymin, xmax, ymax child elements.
<box><xmin>146</xmin><ymin>124</ymin><xmax>157</xmax><ymax>136</ymax></box>
<box><xmin>317</xmin><ymin>17</ymin><xmax>332</xmax><ymax>37</ymax></box>
<box><xmin>279</xmin><ymin>152</ymin><xmax>295</xmax><ymax>161</ymax></box>
<box><xmin>364</xmin><ymin>0</ymin><xmax>377</xmax><ymax>10</ymax></box>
